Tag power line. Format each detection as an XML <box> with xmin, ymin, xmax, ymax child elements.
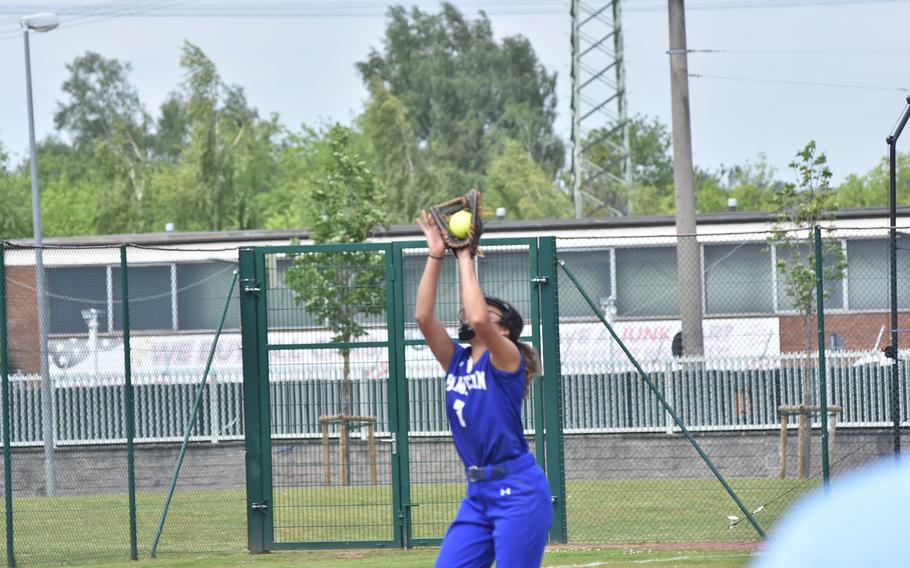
<box><xmin>689</xmin><ymin>72</ymin><xmax>910</xmax><ymax>93</ymax></box>
<box><xmin>0</xmin><ymin>0</ymin><xmax>192</xmax><ymax>42</ymax></box>
<box><xmin>687</xmin><ymin>47</ymin><xmax>910</xmax><ymax>55</ymax></box>
<box><xmin>0</xmin><ymin>0</ymin><xmax>907</xmax><ymax>20</ymax></box>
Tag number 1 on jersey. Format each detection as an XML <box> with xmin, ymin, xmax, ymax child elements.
<box><xmin>452</xmin><ymin>398</ymin><xmax>466</xmax><ymax>428</ymax></box>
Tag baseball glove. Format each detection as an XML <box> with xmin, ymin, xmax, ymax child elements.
<box><xmin>429</xmin><ymin>189</ymin><xmax>484</xmax><ymax>257</ymax></box>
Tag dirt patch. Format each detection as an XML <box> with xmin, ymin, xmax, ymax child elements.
<box><xmin>329</xmin><ymin>550</ymin><xmax>371</xmax><ymax>559</ymax></box>
<box><xmin>547</xmin><ymin>540</ymin><xmax>760</xmax><ymax>552</ymax></box>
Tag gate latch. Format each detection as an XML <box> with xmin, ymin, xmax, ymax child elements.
<box><xmin>530</xmin><ymin>277</ymin><xmax>548</xmax><ymax>284</ymax></box>
<box><xmin>251</xmin><ymin>500</ymin><xmax>269</xmax><ymax>514</ymax></box>
<box><xmin>241</xmin><ymin>278</ymin><xmax>262</xmax><ymax>295</ymax></box>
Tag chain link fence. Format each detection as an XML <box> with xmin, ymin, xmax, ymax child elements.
<box><xmin>1</xmin><ymin>243</ymin><xmax>244</xmax><ymax>565</ymax></box>
<box><xmin>556</xmin><ymin>225</ymin><xmax>909</xmax><ymax>543</ymax></box>
<box><xmin>0</xmin><ymin>223</ymin><xmax>907</xmax><ymax>564</ymax></box>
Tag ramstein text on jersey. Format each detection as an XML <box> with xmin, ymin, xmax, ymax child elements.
<box><xmin>445</xmin><ymin>370</ymin><xmax>487</xmax><ymax>395</ymax></box>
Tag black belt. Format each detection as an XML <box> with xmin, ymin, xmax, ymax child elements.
<box><xmin>465</xmin><ymin>452</ymin><xmax>535</xmax><ymax>483</ymax></box>
<box><xmin>467</xmin><ymin>465</ymin><xmax>506</xmax><ymax>482</ymax></box>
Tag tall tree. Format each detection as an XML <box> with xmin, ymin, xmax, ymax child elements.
<box><xmin>54</xmin><ymin>52</ymin><xmax>153</xmax><ymax>230</ymax></box>
<box><xmin>356</xmin><ymin>3</ymin><xmax>564</xmax><ymax>208</ymax></box>
<box><xmin>163</xmin><ymin>41</ymin><xmax>279</xmax><ymax>231</ymax></box>
<box><xmin>359</xmin><ymin>78</ymin><xmax>436</xmax><ymax>223</ymax></box>
<box><xmin>284</xmin><ymin>125</ymin><xmax>386</xmax><ymax>485</ymax></box>
<box><xmin>54</xmin><ymin>52</ymin><xmax>150</xmax><ymax>152</ymax></box>
<box><xmin>153</xmin><ymin>93</ymin><xmax>190</xmax><ymax>163</ymax></box>
<box><xmin>35</xmin><ymin>140</ymin><xmax>111</xmax><ymax>235</ymax></box>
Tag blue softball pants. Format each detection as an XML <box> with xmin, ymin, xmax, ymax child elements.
<box><xmin>435</xmin><ymin>453</ymin><xmax>553</xmax><ymax>568</ymax></box>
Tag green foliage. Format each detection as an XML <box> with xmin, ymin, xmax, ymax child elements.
<box><xmin>484</xmin><ymin>138</ymin><xmax>572</xmax><ymax>219</ymax></box>
<box><xmin>356</xmin><ymin>3</ymin><xmax>564</xmax><ymax>217</ymax></box>
<box><xmin>582</xmin><ymin>115</ymin><xmax>790</xmax><ymax>217</ymax></box>
<box><xmin>284</xmin><ymin>125</ymin><xmax>386</xmax><ymax>346</ymax></box>
<box><xmin>768</xmin><ymin>142</ymin><xmax>847</xmax><ymax>344</ymax></box>
<box><xmin>54</xmin><ymin>51</ymin><xmax>150</xmax><ymax>153</ymax></box>
<box><xmin>694</xmin><ymin>173</ymin><xmax>729</xmax><ymax>214</ymax></box>
<box><xmin>282</xmin><ymin>125</ymin><xmax>386</xmax><ymax>444</ymax></box>
<box><xmin>53</xmin><ymin>51</ymin><xmax>154</xmax><ymax>232</ymax></box>
<box><xmin>580</xmin><ymin>114</ymin><xmax>675</xmax><ymax>216</ymax></box>
<box><xmin>160</xmin><ymin>42</ymin><xmax>280</xmax><ymax>232</ymax></box>
<box><xmin>0</xmin><ymin>146</ymin><xmax>31</xmax><ymax>238</ymax></box>
<box><xmin>6</xmin><ymin>3</ymin><xmax>905</xmax><ymax>240</ymax></box>
<box><xmin>836</xmin><ymin>152</ymin><xmax>910</xmax><ymax>208</ymax></box>
<box><xmin>359</xmin><ymin>78</ymin><xmax>436</xmax><ymax>224</ymax></box>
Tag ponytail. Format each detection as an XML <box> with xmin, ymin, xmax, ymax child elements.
<box><xmin>515</xmin><ymin>340</ymin><xmax>541</xmax><ymax>399</ymax></box>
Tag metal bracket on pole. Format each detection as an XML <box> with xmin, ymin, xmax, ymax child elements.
<box><xmin>241</xmin><ymin>278</ymin><xmax>261</xmax><ymax>295</ymax></box>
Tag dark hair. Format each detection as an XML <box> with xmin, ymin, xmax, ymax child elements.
<box><xmin>515</xmin><ymin>341</ymin><xmax>541</xmax><ymax>399</ymax></box>
<box><xmin>484</xmin><ymin>296</ymin><xmax>540</xmax><ymax>398</ymax></box>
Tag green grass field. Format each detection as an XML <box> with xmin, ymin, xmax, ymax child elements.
<box><xmin>1</xmin><ymin>477</ymin><xmax>807</xmax><ymax>566</ymax></box>
<box><xmin>63</xmin><ymin>547</ymin><xmax>758</xmax><ymax>568</ymax></box>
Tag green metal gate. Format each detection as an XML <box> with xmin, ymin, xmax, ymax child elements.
<box><xmin>240</xmin><ymin>237</ymin><xmax>565</xmax><ymax>552</ymax></box>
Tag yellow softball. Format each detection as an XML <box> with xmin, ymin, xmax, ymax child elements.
<box><xmin>448</xmin><ymin>210</ymin><xmax>472</xmax><ymax>239</ymax></box>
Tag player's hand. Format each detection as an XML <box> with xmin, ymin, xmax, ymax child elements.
<box><xmin>455</xmin><ymin>247</ymin><xmax>474</xmax><ymax>261</ymax></box>
<box><xmin>417</xmin><ymin>210</ymin><xmax>447</xmax><ymax>259</ymax></box>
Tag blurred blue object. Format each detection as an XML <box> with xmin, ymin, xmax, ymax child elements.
<box><xmin>751</xmin><ymin>456</ymin><xmax>909</xmax><ymax>568</ymax></box>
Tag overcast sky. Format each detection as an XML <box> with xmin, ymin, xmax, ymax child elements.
<box><xmin>0</xmin><ymin>0</ymin><xmax>908</xmax><ymax>186</ymax></box>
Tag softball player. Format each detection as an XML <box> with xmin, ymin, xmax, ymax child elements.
<box><xmin>415</xmin><ymin>211</ymin><xmax>553</xmax><ymax>568</ymax></box>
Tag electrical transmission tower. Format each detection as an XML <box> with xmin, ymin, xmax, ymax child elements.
<box><xmin>570</xmin><ymin>0</ymin><xmax>633</xmax><ymax>218</ymax></box>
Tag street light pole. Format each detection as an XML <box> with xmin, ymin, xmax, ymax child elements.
<box><xmin>21</xmin><ymin>12</ymin><xmax>59</xmax><ymax>497</ymax></box>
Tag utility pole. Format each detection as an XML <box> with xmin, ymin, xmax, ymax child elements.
<box><xmin>570</xmin><ymin>0</ymin><xmax>633</xmax><ymax>218</ymax></box>
<box><xmin>667</xmin><ymin>0</ymin><xmax>704</xmax><ymax>355</ymax></box>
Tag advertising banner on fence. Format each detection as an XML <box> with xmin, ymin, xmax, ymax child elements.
<box><xmin>45</xmin><ymin>317</ymin><xmax>781</xmax><ymax>384</ymax></box>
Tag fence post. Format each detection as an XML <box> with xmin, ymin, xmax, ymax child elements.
<box><xmin>239</xmin><ymin>248</ymin><xmax>267</xmax><ymax>553</ymax></box>
<box><xmin>1</xmin><ymin>244</ymin><xmax>15</xmax><ymax>567</ymax></box>
<box><xmin>814</xmin><ymin>226</ymin><xmax>831</xmax><ymax>489</ymax></box>
<box><xmin>664</xmin><ymin>362</ymin><xmax>674</xmax><ymax>435</ymax></box>
<box><xmin>120</xmin><ymin>246</ymin><xmax>138</xmax><ymax>560</ymax></box>
<box><xmin>537</xmin><ymin>236</ymin><xmax>567</xmax><ymax>543</ymax></box>
<box><xmin>210</xmin><ymin>370</ymin><xmax>220</xmax><ymax>445</ymax></box>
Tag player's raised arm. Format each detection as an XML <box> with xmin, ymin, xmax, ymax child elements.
<box><xmin>414</xmin><ymin>210</ymin><xmax>455</xmax><ymax>370</ymax></box>
<box><xmin>455</xmin><ymin>248</ymin><xmax>520</xmax><ymax>372</ymax></box>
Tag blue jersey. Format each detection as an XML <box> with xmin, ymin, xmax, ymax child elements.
<box><xmin>444</xmin><ymin>341</ymin><xmax>528</xmax><ymax>467</ymax></box>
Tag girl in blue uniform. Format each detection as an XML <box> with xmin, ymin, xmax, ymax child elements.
<box><xmin>415</xmin><ymin>211</ymin><xmax>553</xmax><ymax>568</ymax></box>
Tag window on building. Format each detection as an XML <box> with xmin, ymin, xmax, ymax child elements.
<box><xmin>176</xmin><ymin>262</ymin><xmax>240</xmax><ymax>330</ymax></box>
<box><xmin>112</xmin><ymin>265</ymin><xmax>173</xmax><ymax>331</ymax></box>
<box><xmin>704</xmin><ymin>242</ymin><xmax>774</xmax><ymax>314</ymax></box>
<box><xmin>615</xmin><ymin>246</ymin><xmax>679</xmax><ymax>318</ymax></box>
<box><xmin>846</xmin><ymin>237</ymin><xmax>910</xmax><ymax>310</ymax></box>
<box><xmin>558</xmin><ymin>249</ymin><xmax>612</xmax><ymax>319</ymax></box>
<box><xmin>47</xmin><ymin>266</ymin><xmax>107</xmax><ymax>334</ymax></box>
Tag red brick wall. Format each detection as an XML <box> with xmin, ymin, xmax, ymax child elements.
<box><xmin>5</xmin><ymin>266</ymin><xmax>40</xmax><ymax>373</ymax></box>
<box><xmin>779</xmin><ymin>312</ymin><xmax>910</xmax><ymax>353</ymax></box>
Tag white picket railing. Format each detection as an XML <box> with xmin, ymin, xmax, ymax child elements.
<box><xmin>1</xmin><ymin>350</ymin><xmax>907</xmax><ymax>446</ymax></box>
